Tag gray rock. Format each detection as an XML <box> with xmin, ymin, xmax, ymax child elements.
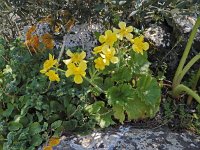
<box><xmin>39</xmin><ymin>126</ymin><xmax>200</xmax><ymax>150</ymax></box>
<box><xmin>144</xmin><ymin>24</ymin><xmax>171</xmax><ymax>48</ymax></box>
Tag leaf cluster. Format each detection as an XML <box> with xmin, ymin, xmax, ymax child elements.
<box><xmin>0</xmin><ymin>38</ymin><xmax>96</xmax><ymax>149</ymax></box>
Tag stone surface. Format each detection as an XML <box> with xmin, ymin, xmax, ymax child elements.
<box><xmin>39</xmin><ymin>126</ymin><xmax>200</xmax><ymax>150</ymax></box>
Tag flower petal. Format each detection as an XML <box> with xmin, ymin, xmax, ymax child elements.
<box><xmin>143</xmin><ymin>42</ymin><xmax>149</xmax><ymax>50</ymax></box>
<box><xmin>119</xmin><ymin>22</ymin><xmax>126</xmax><ymax>29</ymax></box>
<box><xmin>80</xmin><ymin>51</ymin><xmax>86</xmax><ymax>59</ymax></box>
<box><xmin>63</xmin><ymin>59</ymin><xmax>71</xmax><ymax>65</ymax></box>
<box><xmin>66</xmin><ymin>49</ymin><xmax>73</xmax><ymax>57</ymax></box>
<box><xmin>111</xmin><ymin>57</ymin><xmax>119</xmax><ymax>64</ymax></box>
<box><xmin>127</xmin><ymin>26</ymin><xmax>133</xmax><ymax>32</ymax></box>
<box><xmin>65</xmin><ymin>69</ymin><xmax>73</xmax><ymax>77</ymax></box>
<box><xmin>99</xmin><ymin>35</ymin><xmax>105</xmax><ymax>43</ymax></box>
<box><xmin>125</xmin><ymin>33</ymin><xmax>133</xmax><ymax>40</ymax></box>
<box><xmin>113</xmin><ymin>28</ymin><xmax>119</xmax><ymax>34</ymax></box>
<box><xmin>74</xmin><ymin>75</ymin><xmax>83</xmax><ymax>84</ymax></box>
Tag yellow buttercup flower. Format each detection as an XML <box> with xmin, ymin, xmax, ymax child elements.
<box><xmin>94</xmin><ymin>57</ymin><xmax>106</xmax><ymax>70</ymax></box>
<box><xmin>40</xmin><ymin>54</ymin><xmax>58</xmax><ymax>73</ymax></box>
<box><xmin>100</xmin><ymin>45</ymin><xmax>119</xmax><ymax>66</ymax></box>
<box><xmin>65</xmin><ymin>61</ymin><xmax>87</xmax><ymax>84</ymax></box>
<box><xmin>45</xmin><ymin>70</ymin><xmax>60</xmax><ymax>82</ymax></box>
<box><xmin>93</xmin><ymin>45</ymin><xmax>104</xmax><ymax>54</ymax></box>
<box><xmin>63</xmin><ymin>50</ymin><xmax>86</xmax><ymax>65</ymax></box>
<box><xmin>113</xmin><ymin>21</ymin><xmax>133</xmax><ymax>40</ymax></box>
<box><xmin>99</xmin><ymin>30</ymin><xmax>117</xmax><ymax>47</ymax></box>
<box><xmin>131</xmin><ymin>35</ymin><xmax>149</xmax><ymax>55</ymax></box>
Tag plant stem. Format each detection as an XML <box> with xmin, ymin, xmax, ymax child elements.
<box><xmin>179</xmin><ymin>53</ymin><xmax>200</xmax><ymax>82</ymax></box>
<box><xmin>173</xmin><ymin>84</ymin><xmax>200</xmax><ymax>104</ymax></box>
<box><xmin>57</xmin><ymin>35</ymin><xmax>67</xmax><ymax>63</ymax></box>
<box><xmin>84</xmin><ymin>76</ymin><xmax>104</xmax><ymax>93</ymax></box>
<box><xmin>173</xmin><ymin>17</ymin><xmax>200</xmax><ymax>87</ymax></box>
<box><xmin>187</xmin><ymin>69</ymin><xmax>200</xmax><ymax>105</ymax></box>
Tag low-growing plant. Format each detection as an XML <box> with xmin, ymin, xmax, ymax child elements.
<box><xmin>40</xmin><ymin>21</ymin><xmax>161</xmax><ymax>127</ymax></box>
<box><xmin>0</xmin><ymin>38</ymin><xmax>96</xmax><ymax>150</ymax></box>
<box><xmin>0</xmin><ymin>21</ymin><xmax>161</xmax><ymax>150</ymax></box>
<box><xmin>172</xmin><ymin>16</ymin><xmax>200</xmax><ymax>104</ymax></box>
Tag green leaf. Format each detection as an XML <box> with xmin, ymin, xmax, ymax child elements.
<box><xmin>85</xmin><ymin>101</ymin><xmax>105</xmax><ymax>114</ymax></box>
<box><xmin>30</xmin><ymin>134</ymin><xmax>42</xmax><ymax>146</ymax></box>
<box><xmin>96</xmin><ymin>108</ymin><xmax>115</xmax><ymax>128</ymax></box>
<box><xmin>62</xmin><ymin>119</ymin><xmax>77</xmax><ymax>131</ymax></box>
<box><xmin>67</xmin><ymin>104</ymin><xmax>76</xmax><ymax>116</ymax></box>
<box><xmin>29</xmin><ymin>122</ymin><xmax>41</xmax><ymax>135</ymax></box>
<box><xmin>137</xmin><ymin>75</ymin><xmax>161</xmax><ymax>106</ymax></box>
<box><xmin>112</xmin><ymin>105</ymin><xmax>125</xmax><ymax>123</ymax></box>
<box><xmin>129</xmin><ymin>51</ymin><xmax>150</xmax><ymax>75</ymax></box>
<box><xmin>3</xmin><ymin>103</ymin><xmax>14</xmax><ymax>117</ymax></box>
<box><xmin>51</xmin><ymin>120</ymin><xmax>62</xmax><ymax>130</ymax></box>
<box><xmin>103</xmin><ymin>77</ymin><xmax>114</xmax><ymax>90</ymax></box>
<box><xmin>112</xmin><ymin>66</ymin><xmax>132</xmax><ymax>82</ymax></box>
<box><xmin>50</xmin><ymin>101</ymin><xmax>64</xmax><ymax>113</ymax></box>
<box><xmin>8</xmin><ymin>121</ymin><xmax>23</xmax><ymax>131</ymax></box>
<box><xmin>125</xmin><ymin>97</ymin><xmax>150</xmax><ymax>120</ymax></box>
<box><xmin>107</xmin><ymin>84</ymin><xmax>134</xmax><ymax>106</ymax></box>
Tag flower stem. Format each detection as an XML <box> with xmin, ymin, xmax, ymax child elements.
<box><xmin>173</xmin><ymin>84</ymin><xmax>200</xmax><ymax>104</ymax></box>
<box><xmin>84</xmin><ymin>76</ymin><xmax>104</xmax><ymax>93</ymax></box>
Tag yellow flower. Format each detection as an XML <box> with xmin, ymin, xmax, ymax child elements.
<box><xmin>100</xmin><ymin>45</ymin><xmax>119</xmax><ymax>66</ymax></box>
<box><xmin>131</xmin><ymin>35</ymin><xmax>149</xmax><ymax>55</ymax></box>
<box><xmin>63</xmin><ymin>50</ymin><xmax>86</xmax><ymax>65</ymax></box>
<box><xmin>45</xmin><ymin>70</ymin><xmax>60</xmax><ymax>82</ymax></box>
<box><xmin>40</xmin><ymin>54</ymin><xmax>58</xmax><ymax>73</ymax></box>
<box><xmin>113</xmin><ymin>21</ymin><xmax>133</xmax><ymax>40</ymax></box>
<box><xmin>48</xmin><ymin>137</ymin><xmax>60</xmax><ymax>146</ymax></box>
<box><xmin>93</xmin><ymin>45</ymin><xmax>104</xmax><ymax>54</ymax></box>
<box><xmin>99</xmin><ymin>30</ymin><xmax>117</xmax><ymax>46</ymax></box>
<box><xmin>94</xmin><ymin>57</ymin><xmax>106</xmax><ymax>70</ymax></box>
<box><xmin>41</xmin><ymin>33</ymin><xmax>55</xmax><ymax>49</ymax></box>
<box><xmin>65</xmin><ymin>61</ymin><xmax>87</xmax><ymax>84</ymax></box>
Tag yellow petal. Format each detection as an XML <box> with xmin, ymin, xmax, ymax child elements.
<box><xmin>48</xmin><ymin>137</ymin><xmax>60</xmax><ymax>146</ymax></box>
<box><xmin>113</xmin><ymin>28</ymin><xmax>119</xmax><ymax>34</ymax></box>
<box><xmin>125</xmin><ymin>33</ymin><xmax>133</xmax><ymax>40</ymax></box>
<box><xmin>65</xmin><ymin>69</ymin><xmax>73</xmax><ymax>77</ymax></box>
<box><xmin>40</xmin><ymin>69</ymin><xmax>47</xmax><ymax>74</ymax></box>
<box><xmin>110</xmin><ymin>47</ymin><xmax>116</xmax><ymax>55</ymax></box>
<box><xmin>111</xmin><ymin>57</ymin><xmax>119</xmax><ymax>64</ymax></box>
<box><xmin>127</xmin><ymin>26</ymin><xmax>133</xmax><ymax>32</ymax></box>
<box><xmin>105</xmin><ymin>30</ymin><xmax>112</xmax><ymax>36</ymax></box>
<box><xmin>99</xmin><ymin>35</ymin><xmax>105</xmax><ymax>43</ymax></box>
<box><xmin>139</xmin><ymin>35</ymin><xmax>144</xmax><ymax>41</ymax></box>
<box><xmin>63</xmin><ymin>59</ymin><xmax>71</xmax><ymax>65</ymax></box>
<box><xmin>117</xmin><ymin>34</ymin><xmax>123</xmax><ymax>40</ymax></box>
<box><xmin>119</xmin><ymin>22</ymin><xmax>126</xmax><ymax>29</ymax></box>
<box><xmin>49</xmin><ymin>54</ymin><xmax>53</xmax><ymax>60</ymax></box>
<box><xmin>80</xmin><ymin>51</ymin><xmax>86</xmax><ymax>59</ymax></box>
<box><xmin>143</xmin><ymin>42</ymin><xmax>149</xmax><ymax>51</ymax></box>
<box><xmin>74</xmin><ymin>75</ymin><xmax>83</xmax><ymax>84</ymax></box>
<box><xmin>66</xmin><ymin>49</ymin><xmax>73</xmax><ymax>57</ymax></box>
<box><xmin>79</xmin><ymin>61</ymin><xmax>87</xmax><ymax>70</ymax></box>
<box><xmin>43</xmin><ymin>146</ymin><xmax>53</xmax><ymax>150</ymax></box>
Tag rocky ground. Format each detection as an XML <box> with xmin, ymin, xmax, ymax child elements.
<box><xmin>39</xmin><ymin>125</ymin><xmax>200</xmax><ymax>150</ymax></box>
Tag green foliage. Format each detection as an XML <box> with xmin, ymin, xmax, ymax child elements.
<box><xmin>0</xmin><ymin>38</ymin><xmax>96</xmax><ymax>149</ymax></box>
